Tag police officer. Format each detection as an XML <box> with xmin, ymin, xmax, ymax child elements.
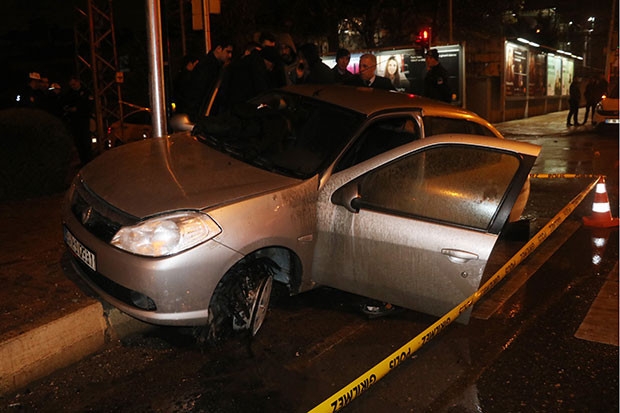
<box><xmin>423</xmin><ymin>49</ymin><xmax>452</xmax><ymax>103</ymax></box>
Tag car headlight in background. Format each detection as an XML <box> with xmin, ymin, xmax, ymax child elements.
<box><xmin>111</xmin><ymin>211</ymin><xmax>221</xmax><ymax>257</ymax></box>
<box><xmin>595</xmin><ymin>102</ymin><xmax>604</xmax><ymax>114</ymax></box>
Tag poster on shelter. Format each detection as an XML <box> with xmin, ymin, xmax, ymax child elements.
<box><xmin>505</xmin><ymin>43</ymin><xmax>528</xmax><ymax>97</ymax></box>
<box><xmin>322</xmin><ymin>45</ymin><xmax>462</xmax><ymax>103</ymax></box>
<box><xmin>547</xmin><ymin>54</ymin><xmax>563</xmax><ymax>96</ymax></box>
<box><xmin>528</xmin><ymin>52</ymin><xmax>546</xmax><ymax>96</ymax></box>
<box><xmin>375</xmin><ymin>53</ymin><xmax>410</xmax><ymax>91</ymax></box>
<box><xmin>321</xmin><ymin>52</ymin><xmax>412</xmax><ymax>91</ymax></box>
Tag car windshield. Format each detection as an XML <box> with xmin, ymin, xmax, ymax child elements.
<box><xmin>192</xmin><ymin>91</ymin><xmax>365</xmax><ymax>179</ymax></box>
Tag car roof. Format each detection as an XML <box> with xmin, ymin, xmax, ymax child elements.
<box><xmin>281</xmin><ymin>84</ymin><xmax>478</xmax><ymax>120</ymax></box>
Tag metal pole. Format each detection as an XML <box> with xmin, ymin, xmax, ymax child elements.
<box><xmin>202</xmin><ymin>0</ymin><xmax>211</xmax><ymax>52</ymax></box>
<box><xmin>87</xmin><ymin>0</ymin><xmax>105</xmax><ymax>151</ymax></box>
<box><xmin>179</xmin><ymin>0</ymin><xmax>187</xmax><ymax>56</ymax></box>
<box><xmin>449</xmin><ymin>0</ymin><xmax>453</xmax><ymax>44</ymax></box>
<box><xmin>145</xmin><ymin>0</ymin><xmax>168</xmax><ymax>137</ymax></box>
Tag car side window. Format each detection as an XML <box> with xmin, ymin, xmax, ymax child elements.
<box><xmin>334</xmin><ymin>117</ymin><xmax>420</xmax><ymax>172</ymax></box>
<box><xmin>357</xmin><ymin>145</ymin><xmax>520</xmax><ymax>230</ymax></box>
<box><xmin>424</xmin><ymin>116</ymin><xmax>497</xmax><ymax>137</ymax></box>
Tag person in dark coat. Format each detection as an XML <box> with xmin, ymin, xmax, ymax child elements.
<box><xmin>423</xmin><ymin>49</ymin><xmax>452</xmax><ymax>103</ymax></box>
<box><xmin>192</xmin><ymin>37</ymin><xmax>234</xmax><ymax>119</ymax></box>
<box><xmin>16</xmin><ymin>72</ymin><xmax>44</xmax><ymax>109</ymax></box>
<box><xmin>346</xmin><ymin>53</ymin><xmax>395</xmax><ymax>90</ymax></box>
<box><xmin>291</xmin><ymin>43</ymin><xmax>334</xmax><ymax>84</ymax></box>
<box><xmin>332</xmin><ymin>48</ymin><xmax>354</xmax><ymax>84</ymax></box>
<box><xmin>172</xmin><ymin>54</ymin><xmax>200</xmax><ymax>118</ymax></box>
<box><xmin>219</xmin><ymin>44</ymin><xmax>284</xmax><ymax>114</ymax></box>
<box><xmin>62</xmin><ymin>75</ymin><xmax>93</xmax><ymax>165</ymax></box>
<box><xmin>566</xmin><ymin>77</ymin><xmax>581</xmax><ymax>127</ymax></box>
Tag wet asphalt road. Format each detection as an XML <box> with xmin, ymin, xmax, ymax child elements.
<box><xmin>0</xmin><ymin>126</ymin><xmax>618</xmax><ymax>412</ymax></box>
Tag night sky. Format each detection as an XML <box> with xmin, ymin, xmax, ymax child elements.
<box><xmin>2</xmin><ymin>0</ymin><xmax>615</xmax><ymax>35</ymax></box>
<box><xmin>1</xmin><ymin>0</ymin><xmax>146</xmax><ymax>34</ymax></box>
<box><xmin>1</xmin><ymin>0</ymin><xmax>616</xmax><ymax>105</ymax></box>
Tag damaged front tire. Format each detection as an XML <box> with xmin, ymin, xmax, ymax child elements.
<box><xmin>203</xmin><ymin>256</ymin><xmax>277</xmax><ymax>342</ymax></box>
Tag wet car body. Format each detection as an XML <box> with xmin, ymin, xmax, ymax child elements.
<box><xmin>593</xmin><ymin>86</ymin><xmax>619</xmax><ymax>133</ymax></box>
<box><xmin>63</xmin><ymin>85</ymin><xmax>539</xmax><ymax>338</ymax></box>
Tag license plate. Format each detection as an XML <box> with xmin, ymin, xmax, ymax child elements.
<box><xmin>64</xmin><ymin>227</ymin><xmax>97</xmax><ymax>271</ymax></box>
<box><xmin>605</xmin><ymin>118</ymin><xmax>619</xmax><ymax>124</ymax></box>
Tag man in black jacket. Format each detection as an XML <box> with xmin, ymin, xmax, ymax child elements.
<box><xmin>193</xmin><ymin>37</ymin><xmax>234</xmax><ymax>119</ymax></box>
<box><xmin>423</xmin><ymin>49</ymin><xmax>452</xmax><ymax>103</ymax></box>
<box><xmin>347</xmin><ymin>53</ymin><xmax>395</xmax><ymax>90</ymax></box>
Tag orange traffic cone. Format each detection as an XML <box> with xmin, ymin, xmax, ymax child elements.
<box><xmin>589</xmin><ymin>228</ymin><xmax>612</xmax><ymax>270</ymax></box>
<box><xmin>583</xmin><ymin>177</ymin><xmax>619</xmax><ymax>228</ymax></box>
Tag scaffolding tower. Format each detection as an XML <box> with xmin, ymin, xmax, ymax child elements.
<box><xmin>74</xmin><ymin>0</ymin><xmax>124</xmax><ymax>153</ymax></box>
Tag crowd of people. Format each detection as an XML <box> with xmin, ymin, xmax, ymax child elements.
<box><xmin>12</xmin><ymin>34</ymin><xmax>453</xmax><ymax>168</ymax></box>
<box><xmin>171</xmin><ymin>32</ymin><xmax>453</xmax><ymax>123</ymax></box>
<box><xmin>567</xmin><ymin>74</ymin><xmax>609</xmax><ymax>127</ymax></box>
<box><xmin>14</xmin><ymin>71</ymin><xmax>94</xmax><ymax>165</ymax></box>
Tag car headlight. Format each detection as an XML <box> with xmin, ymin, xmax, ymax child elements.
<box><xmin>111</xmin><ymin>211</ymin><xmax>221</xmax><ymax>257</ymax></box>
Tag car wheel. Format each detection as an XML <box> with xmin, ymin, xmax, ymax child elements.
<box><xmin>205</xmin><ymin>256</ymin><xmax>277</xmax><ymax>341</ymax></box>
<box><xmin>247</xmin><ymin>274</ymin><xmax>273</xmax><ymax>336</ymax></box>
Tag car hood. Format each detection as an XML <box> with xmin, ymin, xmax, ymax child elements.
<box><xmin>78</xmin><ymin>132</ymin><xmax>301</xmax><ymax>218</ymax></box>
<box><xmin>599</xmin><ymin>97</ymin><xmax>619</xmax><ymax>113</ymax></box>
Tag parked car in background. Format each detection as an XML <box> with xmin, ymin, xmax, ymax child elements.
<box><xmin>62</xmin><ymin>85</ymin><xmax>539</xmax><ymax>340</ymax></box>
<box><xmin>593</xmin><ymin>84</ymin><xmax>619</xmax><ymax>134</ymax></box>
<box><xmin>105</xmin><ymin>108</ymin><xmax>152</xmax><ymax>148</ymax></box>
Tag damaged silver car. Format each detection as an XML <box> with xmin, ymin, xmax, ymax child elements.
<box><xmin>63</xmin><ymin>84</ymin><xmax>539</xmax><ymax>339</ymax></box>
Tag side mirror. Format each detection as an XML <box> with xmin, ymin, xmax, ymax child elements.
<box><xmin>170</xmin><ymin>113</ymin><xmax>195</xmax><ymax>132</ymax></box>
<box><xmin>331</xmin><ymin>181</ymin><xmax>362</xmax><ymax>213</ymax></box>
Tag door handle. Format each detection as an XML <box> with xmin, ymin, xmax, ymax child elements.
<box><xmin>441</xmin><ymin>248</ymin><xmax>479</xmax><ymax>264</ymax></box>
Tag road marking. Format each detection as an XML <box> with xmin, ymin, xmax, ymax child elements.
<box><xmin>575</xmin><ymin>262</ymin><xmax>619</xmax><ymax>346</ymax></box>
<box><xmin>472</xmin><ymin>221</ymin><xmax>580</xmax><ymax>319</ymax></box>
<box><xmin>285</xmin><ymin>322</ymin><xmax>369</xmax><ymax>372</ymax></box>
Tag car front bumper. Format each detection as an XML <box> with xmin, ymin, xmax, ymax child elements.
<box><xmin>62</xmin><ymin>199</ymin><xmax>243</xmax><ymax>327</ymax></box>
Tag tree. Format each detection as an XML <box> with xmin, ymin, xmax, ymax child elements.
<box><xmin>451</xmin><ymin>0</ymin><xmax>524</xmax><ymax>39</ymax></box>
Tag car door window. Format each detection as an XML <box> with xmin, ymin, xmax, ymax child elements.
<box><xmin>334</xmin><ymin>117</ymin><xmax>420</xmax><ymax>171</ymax></box>
<box><xmin>424</xmin><ymin>116</ymin><xmax>497</xmax><ymax>137</ymax></box>
<box><xmin>357</xmin><ymin>145</ymin><xmax>520</xmax><ymax>230</ymax></box>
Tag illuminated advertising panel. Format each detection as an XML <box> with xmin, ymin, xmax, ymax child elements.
<box><xmin>547</xmin><ymin>54</ymin><xmax>563</xmax><ymax>96</ymax></box>
<box><xmin>322</xmin><ymin>45</ymin><xmax>462</xmax><ymax>102</ymax></box>
<box><xmin>375</xmin><ymin>54</ymin><xmax>410</xmax><ymax>91</ymax></box>
<box><xmin>505</xmin><ymin>42</ymin><xmax>528</xmax><ymax>97</ymax></box>
<box><xmin>528</xmin><ymin>51</ymin><xmax>546</xmax><ymax>97</ymax></box>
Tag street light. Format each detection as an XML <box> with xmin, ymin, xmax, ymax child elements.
<box><xmin>584</xmin><ymin>17</ymin><xmax>595</xmax><ymax>66</ymax></box>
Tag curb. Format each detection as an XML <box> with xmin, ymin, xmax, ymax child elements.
<box><xmin>0</xmin><ymin>302</ymin><xmax>152</xmax><ymax>396</ymax></box>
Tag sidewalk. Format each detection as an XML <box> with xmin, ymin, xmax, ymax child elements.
<box><xmin>0</xmin><ymin>110</ymin><xmax>600</xmax><ymax>397</ymax></box>
<box><xmin>0</xmin><ymin>195</ymin><xmax>151</xmax><ymax>396</ymax></box>
<box><xmin>495</xmin><ymin>109</ymin><xmax>594</xmax><ymax>137</ymax></box>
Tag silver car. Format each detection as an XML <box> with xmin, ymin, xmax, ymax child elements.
<box><xmin>63</xmin><ymin>85</ymin><xmax>539</xmax><ymax>339</ymax></box>
<box><xmin>593</xmin><ymin>85</ymin><xmax>619</xmax><ymax>133</ymax></box>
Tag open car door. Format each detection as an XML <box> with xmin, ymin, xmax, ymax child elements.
<box><xmin>312</xmin><ymin>135</ymin><xmax>540</xmax><ymax>323</ymax></box>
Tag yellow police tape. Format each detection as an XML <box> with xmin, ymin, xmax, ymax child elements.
<box><xmin>529</xmin><ymin>173</ymin><xmax>602</xmax><ymax>179</ymax></box>
<box><xmin>309</xmin><ymin>176</ymin><xmax>601</xmax><ymax>413</ymax></box>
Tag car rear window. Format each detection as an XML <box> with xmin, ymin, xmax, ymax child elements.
<box><xmin>424</xmin><ymin>116</ymin><xmax>497</xmax><ymax>137</ymax></box>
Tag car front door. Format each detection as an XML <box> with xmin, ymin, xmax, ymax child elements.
<box><xmin>312</xmin><ymin>135</ymin><xmax>539</xmax><ymax>322</ymax></box>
